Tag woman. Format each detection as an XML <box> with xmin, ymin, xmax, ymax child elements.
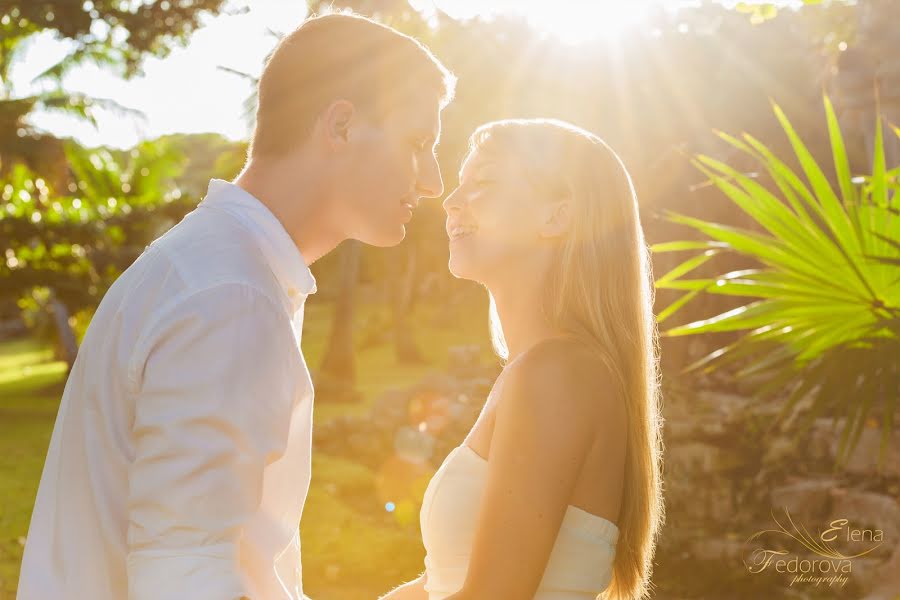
<box><xmin>380</xmin><ymin>118</ymin><xmax>664</xmax><ymax>600</ymax></box>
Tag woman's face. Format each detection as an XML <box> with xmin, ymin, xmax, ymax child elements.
<box><xmin>442</xmin><ymin>146</ymin><xmax>562</xmax><ymax>285</ymax></box>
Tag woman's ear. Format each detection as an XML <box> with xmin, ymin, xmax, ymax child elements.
<box><xmin>539</xmin><ymin>198</ymin><xmax>572</xmax><ymax>239</ymax></box>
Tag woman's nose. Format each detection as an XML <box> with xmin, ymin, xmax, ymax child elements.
<box><xmin>442</xmin><ymin>187</ymin><xmax>462</xmax><ymax>213</ymax></box>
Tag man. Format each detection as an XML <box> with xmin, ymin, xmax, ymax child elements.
<box><xmin>17</xmin><ymin>12</ymin><xmax>455</xmax><ymax>600</ymax></box>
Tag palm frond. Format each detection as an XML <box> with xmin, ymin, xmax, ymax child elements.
<box><xmin>656</xmin><ymin>96</ymin><xmax>900</xmax><ymax>468</ymax></box>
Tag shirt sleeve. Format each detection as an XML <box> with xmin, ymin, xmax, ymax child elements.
<box><xmin>125</xmin><ymin>282</ymin><xmax>300</xmax><ymax>600</ymax></box>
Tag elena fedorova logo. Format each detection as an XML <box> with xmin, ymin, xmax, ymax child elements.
<box><xmin>743</xmin><ymin>507</ymin><xmax>885</xmax><ymax>589</ymax></box>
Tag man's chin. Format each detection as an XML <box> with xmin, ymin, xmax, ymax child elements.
<box><xmin>358</xmin><ymin>225</ymin><xmax>406</xmax><ymax>248</ymax></box>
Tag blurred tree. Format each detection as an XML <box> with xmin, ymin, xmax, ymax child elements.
<box><xmin>0</xmin><ymin>0</ymin><xmax>231</xmax><ymax>179</ymax></box>
<box><xmin>318</xmin><ymin>240</ymin><xmax>362</xmax><ymax>398</ymax></box>
<box><xmin>0</xmin><ymin>0</ymin><xmax>231</xmax><ymax>77</ymax></box>
<box><xmin>160</xmin><ymin>133</ymin><xmax>248</xmax><ymax>196</ymax></box>
<box><xmin>0</xmin><ymin>0</ymin><xmax>229</xmax><ymax>357</ymax></box>
<box><xmin>828</xmin><ymin>0</ymin><xmax>900</xmax><ymax>170</ymax></box>
<box><xmin>386</xmin><ymin>243</ymin><xmax>425</xmax><ymax>364</ymax></box>
<box><xmin>1</xmin><ymin>139</ymin><xmax>193</xmax><ymax>365</ymax></box>
<box><xmin>0</xmin><ymin>91</ymin><xmax>138</xmax><ymax>189</ymax></box>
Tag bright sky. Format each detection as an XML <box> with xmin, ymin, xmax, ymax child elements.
<box><xmin>10</xmin><ymin>0</ymin><xmax>807</xmax><ymax>149</ymax></box>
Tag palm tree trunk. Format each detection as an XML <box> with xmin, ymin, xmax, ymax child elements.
<box><xmin>319</xmin><ymin>240</ymin><xmax>361</xmax><ymax>383</ymax></box>
<box><xmin>48</xmin><ymin>290</ymin><xmax>78</xmax><ymax>370</ymax></box>
<box><xmin>391</xmin><ymin>245</ymin><xmax>424</xmax><ymax>364</ymax></box>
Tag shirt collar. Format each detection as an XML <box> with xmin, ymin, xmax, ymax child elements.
<box><xmin>199</xmin><ymin>179</ymin><xmax>317</xmax><ymax>307</ymax></box>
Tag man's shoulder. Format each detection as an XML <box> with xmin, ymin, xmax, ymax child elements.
<box><xmin>145</xmin><ymin>206</ymin><xmax>285</xmax><ymax>306</ymax></box>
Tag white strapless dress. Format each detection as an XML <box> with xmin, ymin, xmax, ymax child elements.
<box><xmin>419</xmin><ymin>443</ymin><xmax>619</xmax><ymax>600</ymax></box>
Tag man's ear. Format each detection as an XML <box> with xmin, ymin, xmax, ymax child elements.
<box><xmin>321</xmin><ymin>99</ymin><xmax>356</xmax><ymax>150</ymax></box>
<box><xmin>539</xmin><ymin>198</ymin><xmax>572</xmax><ymax>239</ymax></box>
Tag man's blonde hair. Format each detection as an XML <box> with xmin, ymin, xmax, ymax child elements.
<box><xmin>250</xmin><ymin>12</ymin><xmax>456</xmax><ymax>158</ymax></box>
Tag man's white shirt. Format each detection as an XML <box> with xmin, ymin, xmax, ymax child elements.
<box><xmin>17</xmin><ymin>179</ymin><xmax>317</xmax><ymax>600</ymax></box>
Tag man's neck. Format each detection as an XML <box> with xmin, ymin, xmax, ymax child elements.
<box><xmin>234</xmin><ymin>157</ymin><xmax>344</xmax><ymax>264</ymax></box>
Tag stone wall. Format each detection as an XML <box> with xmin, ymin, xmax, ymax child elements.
<box><xmin>656</xmin><ymin>372</ymin><xmax>900</xmax><ymax>600</ymax></box>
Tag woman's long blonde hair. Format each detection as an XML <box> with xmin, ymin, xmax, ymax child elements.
<box><xmin>470</xmin><ymin>118</ymin><xmax>665</xmax><ymax>600</ymax></box>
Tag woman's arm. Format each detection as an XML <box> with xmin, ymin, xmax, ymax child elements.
<box><xmin>378</xmin><ymin>573</ymin><xmax>429</xmax><ymax>600</ymax></box>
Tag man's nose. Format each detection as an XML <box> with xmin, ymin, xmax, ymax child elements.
<box><xmin>417</xmin><ymin>153</ymin><xmax>444</xmax><ymax>199</ymax></box>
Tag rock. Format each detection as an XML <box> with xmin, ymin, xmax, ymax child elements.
<box><xmin>775</xmin><ymin>394</ymin><xmax>814</xmax><ymax>432</ymax></box>
<box><xmin>808</xmin><ymin>418</ymin><xmax>837</xmax><ymax>461</ymax></box>
<box><xmin>696</xmin><ymin>390</ymin><xmax>753</xmax><ymax>419</ymax></box>
<box><xmin>664</xmin><ymin>419</ymin><xmax>696</xmax><ymax>443</ymax></box>
<box><xmin>393</xmin><ymin>426</ymin><xmax>435</xmax><ymax>464</ymax></box>
<box><xmin>447</xmin><ymin>344</ymin><xmax>482</xmax><ymax>374</ymax></box>
<box><xmin>666</xmin><ymin>414</ymin><xmax>730</xmax><ymax>444</ymax></box>
<box><xmin>859</xmin><ymin>542</ymin><xmax>900</xmax><ymax>600</ymax></box>
<box><xmin>769</xmin><ymin>479</ymin><xmax>837</xmax><ymax>522</ymax></box>
<box><xmin>688</xmin><ymin>537</ymin><xmax>745</xmax><ymax>563</ymax></box>
<box><xmin>829</xmin><ymin>426</ymin><xmax>900</xmax><ymax>478</ymax></box>
<box><xmin>706</xmin><ymin>485</ymin><xmax>738</xmax><ymax>522</ymax></box>
<box><xmin>731</xmin><ymin>371</ymin><xmax>776</xmax><ymax>396</ymax></box>
<box><xmin>370</xmin><ymin>389</ymin><xmax>411</xmax><ymax>431</ymax></box>
<box><xmin>697</xmin><ymin>417</ymin><xmax>728</xmax><ymax>438</ymax></box>
<box><xmin>849</xmin><ymin>557</ymin><xmax>883</xmax><ymax>583</ymax></box>
<box><xmin>668</xmin><ymin>474</ymin><xmax>735</xmax><ymax>522</ymax></box>
<box><xmin>667</xmin><ymin>440</ymin><xmax>743</xmax><ymax>474</ymax></box>
<box><xmin>668</xmin><ymin>441</ymin><xmax>720</xmax><ymax>474</ymax></box>
<box><xmin>829</xmin><ymin>489</ymin><xmax>900</xmax><ymax>549</ymax></box>
<box><xmin>411</xmin><ymin>372</ymin><xmax>461</xmax><ymax>396</ymax></box>
<box><xmin>761</xmin><ymin>436</ymin><xmax>796</xmax><ymax>464</ymax></box>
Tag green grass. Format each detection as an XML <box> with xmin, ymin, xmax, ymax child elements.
<box><xmin>0</xmin><ymin>338</ymin><xmax>66</xmax><ymax>599</ymax></box>
<box><xmin>0</xmin><ymin>298</ymin><xmax>494</xmax><ymax>599</ymax></box>
<box><xmin>0</xmin><ymin>339</ymin><xmax>68</xmax><ymax>396</ymax></box>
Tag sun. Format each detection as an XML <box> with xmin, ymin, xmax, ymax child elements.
<box><xmin>504</xmin><ymin>0</ymin><xmax>658</xmax><ymax>44</ymax></box>
<box><xmin>519</xmin><ymin>0</ymin><xmax>657</xmax><ymax>44</ymax></box>
<box><xmin>423</xmin><ymin>0</ymin><xmax>662</xmax><ymax>44</ymax></box>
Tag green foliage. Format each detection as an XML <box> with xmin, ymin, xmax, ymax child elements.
<box><xmin>0</xmin><ymin>0</ymin><xmax>230</xmax><ymax>199</ymax></box>
<box><xmin>733</xmin><ymin>0</ymin><xmax>848</xmax><ymax>25</ymax></box>
<box><xmin>0</xmin><ymin>1</ymin><xmax>230</xmax><ymax>79</ymax></box>
<box><xmin>0</xmin><ymin>138</ymin><xmax>193</xmax><ymax>311</ymax></box>
<box><xmin>654</xmin><ymin>96</ymin><xmax>900</xmax><ymax>470</ymax></box>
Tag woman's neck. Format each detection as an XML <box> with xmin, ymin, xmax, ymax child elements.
<box><xmin>489</xmin><ymin>276</ymin><xmax>563</xmax><ymax>363</ymax></box>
